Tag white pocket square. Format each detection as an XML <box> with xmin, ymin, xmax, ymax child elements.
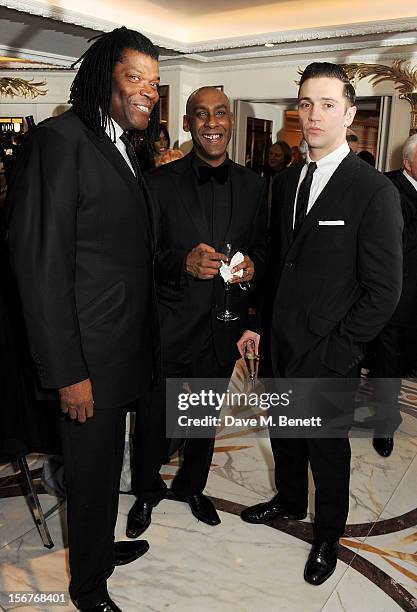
<box><xmin>319</xmin><ymin>220</ymin><xmax>345</xmax><ymax>226</ymax></box>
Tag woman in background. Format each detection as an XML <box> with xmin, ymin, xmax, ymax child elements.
<box><xmin>153</xmin><ymin>124</ymin><xmax>183</xmax><ymax>167</ymax></box>
<box><xmin>266</xmin><ymin>140</ymin><xmax>291</xmax><ymax>177</ymax></box>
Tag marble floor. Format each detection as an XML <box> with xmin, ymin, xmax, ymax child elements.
<box><xmin>1</xmin><ymin>370</ymin><xmax>417</xmax><ymax>611</ymax></box>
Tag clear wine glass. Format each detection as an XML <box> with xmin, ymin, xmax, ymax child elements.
<box><xmin>216</xmin><ymin>242</ymin><xmax>239</xmax><ymax>322</ymax></box>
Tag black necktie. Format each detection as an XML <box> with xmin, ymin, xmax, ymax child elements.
<box><xmin>293</xmin><ymin>161</ymin><xmax>317</xmax><ymax>235</ymax></box>
<box><xmin>198</xmin><ymin>164</ymin><xmax>229</xmax><ymax>184</ymax></box>
<box><xmin>120</xmin><ymin>132</ymin><xmax>142</xmax><ymax>184</ymax></box>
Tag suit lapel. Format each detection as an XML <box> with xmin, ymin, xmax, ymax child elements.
<box><xmin>85</xmin><ymin>130</ymin><xmax>139</xmax><ymax>199</ymax></box>
<box><xmin>290</xmin><ymin>152</ymin><xmax>358</xmax><ymax>247</ymax></box>
<box><xmin>282</xmin><ymin>164</ymin><xmax>303</xmax><ymax>247</ymax></box>
<box><xmin>140</xmin><ymin>176</ymin><xmax>157</xmax><ymax>251</ymax></box>
<box><xmin>86</xmin><ymin>128</ymin><xmax>155</xmax><ymax>249</ymax></box>
<box><xmin>397</xmin><ymin>172</ymin><xmax>417</xmax><ymax>205</ymax></box>
<box><xmin>223</xmin><ymin>162</ymin><xmax>244</xmax><ymax>244</ymax></box>
<box><xmin>172</xmin><ymin>155</ymin><xmax>211</xmax><ymax>243</ymax></box>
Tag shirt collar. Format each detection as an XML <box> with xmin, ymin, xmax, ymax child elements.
<box><xmin>403</xmin><ymin>169</ymin><xmax>417</xmax><ymax>192</ymax></box>
<box><xmin>306</xmin><ymin>141</ymin><xmax>350</xmax><ymax>174</ymax></box>
<box><xmin>104</xmin><ymin>117</ymin><xmax>124</xmax><ymax>143</ymax></box>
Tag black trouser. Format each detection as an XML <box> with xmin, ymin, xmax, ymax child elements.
<box><xmin>60</xmin><ymin>404</ymin><xmax>128</xmax><ymax>609</ymax></box>
<box><xmin>369</xmin><ymin>323</ymin><xmax>417</xmax><ymax>378</ymax></box>
<box><xmin>269</xmin><ymin>357</ymin><xmax>356</xmax><ymax>543</ymax></box>
<box><xmin>366</xmin><ymin>324</ymin><xmax>408</xmax><ymax>435</ymax></box>
<box><xmin>270</xmin><ymin>436</ymin><xmax>351</xmax><ymax>541</ymax></box>
<box><xmin>133</xmin><ymin>340</ymin><xmax>235</xmax><ymax>503</ymax></box>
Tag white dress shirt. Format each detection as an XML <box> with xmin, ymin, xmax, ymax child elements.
<box><xmin>293</xmin><ymin>141</ymin><xmax>350</xmax><ymax>227</ymax></box>
<box><xmin>403</xmin><ymin>169</ymin><xmax>417</xmax><ymax>192</ymax></box>
<box><xmin>104</xmin><ymin>118</ymin><xmax>135</xmax><ymax>175</ymax></box>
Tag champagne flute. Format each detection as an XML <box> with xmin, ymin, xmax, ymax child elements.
<box><xmin>244</xmin><ymin>338</ymin><xmax>259</xmax><ymax>389</ymax></box>
<box><xmin>216</xmin><ymin>242</ymin><xmax>239</xmax><ymax>322</ymax></box>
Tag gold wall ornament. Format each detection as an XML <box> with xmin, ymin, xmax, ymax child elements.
<box><xmin>0</xmin><ymin>77</ymin><xmax>48</xmax><ymax>99</ymax></box>
<box><xmin>340</xmin><ymin>60</ymin><xmax>417</xmax><ymax>135</ymax></box>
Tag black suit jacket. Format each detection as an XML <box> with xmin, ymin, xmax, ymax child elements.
<box><xmin>145</xmin><ymin>153</ymin><xmax>267</xmax><ymax>367</ymax></box>
<box><xmin>268</xmin><ymin>152</ymin><xmax>403</xmax><ymax>377</ymax></box>
<box><xmin>6</xmin><ymin>110</ymin><xmax>160</xmax><ymax>409</ymax></box>
<box><xmin>385</xmin><ymin>169</ymin><xmax>417</xmax><ymax>327</ymax></box>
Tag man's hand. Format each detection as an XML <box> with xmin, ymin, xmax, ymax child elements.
<box><xmin>237</xmin><ymin>329</ymin><xmax>260</xmax><ymax>358</ymax></box>
<box><xmin>59</xmin><ymin>378</ymin><xmax>94</xmax><ymax>423</ymax></box>
<box><xmin>230</xmin><ymin>255</ymin><xmax>254</xmax><ymax>283</ymax></box>
<box><xmin>186</xmin><ymin>243</ymin><xmax>224</xmax><ymax>279</ymax></box>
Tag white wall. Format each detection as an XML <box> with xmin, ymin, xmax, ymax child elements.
<box><xmin>0</xmin><ymin>58</ymin><xmax>414</xmax><ymax>170</ymax></box>
<box><xmin>0</xmin><ymin>67</ymin><xmax>197</xmax><ymax>150</ymax></box>
<box><xmin>153</xmin><ymin>66</ymin><xmax>198</xmax><ymax>151</ymax></box>
<box><xmin>234</xmin><ymin>101</ymin><xmax>286</xmax><ymax>165</ymax></box>
<box><xmin>171</xmin><ymin>59</ymin><xmax>413</xmax><ymax>170</ymax></box>
<box><xmin>0</xmin><ymin>71</ymin><xmax>74</xmax><ymax>124</ymax></box>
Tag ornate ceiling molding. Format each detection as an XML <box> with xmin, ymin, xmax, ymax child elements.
<box><xmin>161</xmin><ymin>52</ymin><xmax>417</xmax><ymax>75</ymax></box>
<box><xmin>0</xmin><ymin>29</ymin><xmax>417</xmax><ymax>70</ymax></box>
<box><xmin>181</xmin><ymin>35</ymin><xmax>417</xmax><ymax>64</ymax></box>
<box><xmin>0</xmin><ymin>44</ymin><xmax>76</xmax><ymax>68</ymax></box>
<box><xmin>0</xmin><ymin>0</ymin><xmax>174</xmax><ymax>48</ymax></box>
<box><xmin>187</xmin><ymin>19</ymin><xmax>417</xmax><ymax>53</ymax></box>
<box><xmin>2</xmin><ymin>0</ymin><xmax>417</xmax><ymax>55</ymax></box>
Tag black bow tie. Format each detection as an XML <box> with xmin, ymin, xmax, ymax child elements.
<box><xmin>198</xmin><ymin>164</ymin><xmax>229</xmax><ymax>184</ymax></box>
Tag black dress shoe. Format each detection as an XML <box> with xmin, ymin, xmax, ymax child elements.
<box><xmin>240</xmin><ymin>495</ymin><xmax>307</xmax><ymax>524</ymax></box>
<box><xmin>126</xmin><ymin>500</ymin><xmax>156</xmax><ymax>538</ymax></box>
<box><xmin>373</xmin><ymin>437</ymin><xmax>394</xmax><ymax>457</ymax></box>
<box><xmin>174</xmin><ymin>492</ymin><xmax>221</xmax><ymax>525</ymax></box>
<box><xmin>80</xmin><ymin>597</ymin><xmax>122</xmax><ymax>611</ymax></box>
<box><xmin>304</xmin><ymin>541</ymin><xmax>338</xmax><ymax>585</ymax></box>
<box><xmin>114</xmin><ymin>540</ymin><xmax>149</xmax><ymax>566</ymax></box>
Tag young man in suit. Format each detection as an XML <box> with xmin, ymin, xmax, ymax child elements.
<box><xmin>238</xmin><ymin>63</ymin><xmax>403</xmax><ymax>585</ymax></box>
<box><xmin>369</xmin><ymin>133</ymin><xmax>417</xmax><ymax>457</ymax></box>
<box><xmin>7</xmin><ymin>28</ymin><xmax>161</xmax><ymax>612</ymax></box>
<box><xmin>127</xmin><ymin>87</ymin><xmax>267</xmax><ymax>537</ymax></box>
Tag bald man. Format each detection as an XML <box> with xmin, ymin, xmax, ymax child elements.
<box><xmin>127</xmin><ymin>87</ymin><xmax>267</xmax><ymax>535</ymax></box>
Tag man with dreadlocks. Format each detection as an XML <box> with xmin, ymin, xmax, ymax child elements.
<box><xmin>7</xmin><ymin>27</ymin><xmax>161</xmax><ymax>611</ymax></box>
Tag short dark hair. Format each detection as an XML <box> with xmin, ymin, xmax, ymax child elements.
<box><xmin>299</xmin><ymin>62</ymin><xmax>356</xmax><ymax>106</ymax></box>
<box><xmin>346</xmin><ymin>133</ymin><xmax>359</xmax><ymax>143</ymax></box>
<box><xmin>270</xmin><ymin>140</ymin><xmax>292</xmax><ymax>167</ymax></box>
<box><xmin>70</xmin><ymin>27</ymin><xmax>160</xmax><ymax>155</ymax></box>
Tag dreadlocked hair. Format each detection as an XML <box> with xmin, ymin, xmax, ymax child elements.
<box><xmin>69</xmin><ymin>26</ymin><xmax>160</xmax><ymax>162</ymax></box>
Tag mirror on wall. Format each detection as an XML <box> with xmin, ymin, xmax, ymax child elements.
<box><xmin>245</xmin><ymin>117</ymin><xmax>272</xmax><ymax>172</ymax></box>
<box><xmin>234</xmin><ymin>96</ymin><xmax>393</xmax><ymax>173</ymax></box>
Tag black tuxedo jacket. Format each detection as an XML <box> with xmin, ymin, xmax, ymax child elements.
<box><xmin>385</xmin><ymin>169</ymin><xmax>417</xmax><ymax>327</ymax></box>
<box><xmin>268</xmin><ymin>152</ymin><xmax>403</xmax><ymax>377</ymax></box>
<box><xmin>7</xmin><ymin>110</ymin><xmax>160</xmax><ymax>409</ymax></box>
<box><xmin>145</xmin><ymin>153</ymin><xmax>267</xmax><ymax>367</ymax></box>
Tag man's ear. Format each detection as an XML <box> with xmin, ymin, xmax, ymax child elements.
<box><xmin>404</xmin><ymin>158</ymin><xmax>411</xmax><ymax>174</ymax></box>
<box><xmin>345</xmin><ymin>105</ymin><xmax>357</xmax><ymax>128</ymax></box>
<box><xmin>183</xmin><ymin>114</ymin><xmax>190</xmax><ymax>133</ymax></box>
<box><xmin>230</xmin><ymin>111</ymin><xmax>235</xmax><ymax>130</ymax></box>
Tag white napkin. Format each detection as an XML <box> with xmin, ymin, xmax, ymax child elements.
<box><xmin>220</xmin><ymin>251</ymin><xmax>244</xmax><ymax>282</ymax></box>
